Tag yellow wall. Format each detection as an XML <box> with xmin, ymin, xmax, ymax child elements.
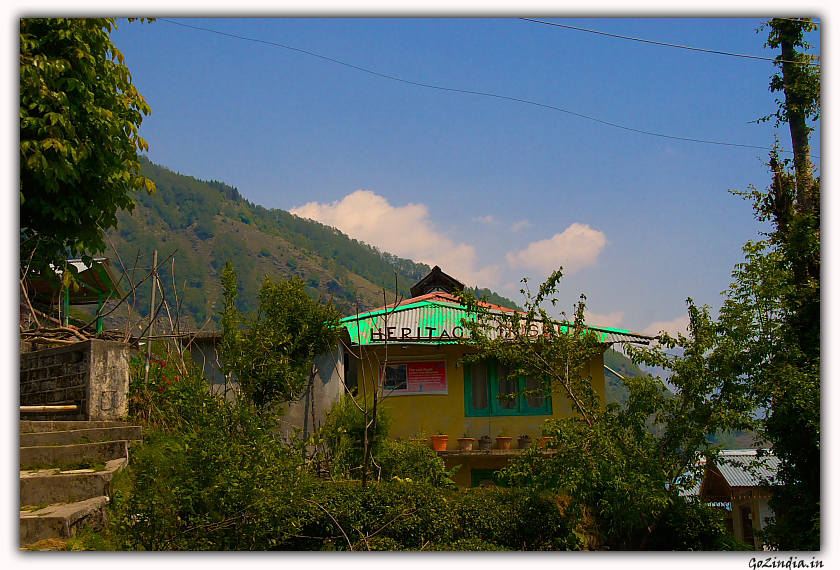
<box><xmin>352</xmin><ymin>344</ymin><xmax>606</xmax><ymax>444</ymax></box>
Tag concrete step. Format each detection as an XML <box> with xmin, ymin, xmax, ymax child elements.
<box><xmin>20</xmin><ymin>426</ymin><xmax>142</xmax><ymax>447</ymax></box>
<box><xmin>21</xmin><ymin>440</ymin><xmax>131</xmax><ymax>469</ymax></box>
<box><xmin>20</xmin><ymin>420</ymin><xmax>132</xmax><ymax>433</ymax></box>
<box><xmin>20</xmin><ymin>457</ymin><xmax>126</xmax><ymax>506</ymax></box>
<box><xmin>20</xmin><ymin>496</ymin><xmax>109</xmax><ymax>548</ymax></box>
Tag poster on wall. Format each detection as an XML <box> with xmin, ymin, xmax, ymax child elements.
<box><xmin>381</xmin><ymin>360</ymin><xmax>447</xmax><ymax>395</ymax></box>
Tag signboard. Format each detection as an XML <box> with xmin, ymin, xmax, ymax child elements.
<box><xmin>381</xmin><ymin>359</ymin><xmax>447</xmax><ymax>395</ymax></box>
<box><xmin>370</xmin><ymin>326</ymin><xmax>465</xmax><ymax>342</ymax></box>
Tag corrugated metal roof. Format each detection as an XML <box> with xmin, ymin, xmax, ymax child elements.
<box><xmin>585</xmin><ymin>326</ymin><xmax>656</xmax><ymax>346</ymax></box>
<box><xmin>28</xmin><ymin>257</ymin><xmax>125</xmax><ymax>305</ymax></box>
<box><xmin>341</xmin><ymin>297</ymin><xmax>655</xmax><ymax>347</ymax></box>
<box><xmin>714</xmin><ymin>450</ymin><xmax>780</xmax><ymax>488</ymax></box>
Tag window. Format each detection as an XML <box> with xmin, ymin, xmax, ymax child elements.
<box><xmin>464</xmin><ymin>360</ymin><xmax>551</xmax><ymax>417</ymax></box>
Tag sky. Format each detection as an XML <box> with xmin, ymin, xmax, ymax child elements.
<box><xmin>104</xmin><ymin>16</ymin><xmax>821</xmax><ymax>339</ymax></box>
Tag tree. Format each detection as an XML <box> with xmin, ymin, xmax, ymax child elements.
<box><xmin>20</xmin><ymin>18</ymin><xmax>155</xmax><ymax>273</ymax></box>
<box><xmin>716</xmin><ymin>18</ymin><xmax>820</xmax><ymax>549</ymax></box>
<box><xmin>456</xmin><ymin>274</ymin><xmax>750</xmax><ymax>550</ymax></box>
<box><xmin>219</xmin><ymin>262</ymin><xmax>342</xmax><ymax>410</ymax></box>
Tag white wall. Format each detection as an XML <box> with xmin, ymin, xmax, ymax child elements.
<box><xmin>280</xmin><ymin>345</ymin><xmax>345</xmax><ymax>439</ymax></box>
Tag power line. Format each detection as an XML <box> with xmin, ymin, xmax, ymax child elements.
<box><xmin>520</xmin><ymin>18</ymin><xmax>820</xmax><ymax>67</ymax></box>
<box><xmin>158</xmin><ymin>19</ymin><xmax>813</xmax><ymax>157</ymax></box>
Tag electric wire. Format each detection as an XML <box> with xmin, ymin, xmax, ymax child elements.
<box><xmin>520</xmin><ymin>18</ymin><xmax>820</xmax><ymax>67</ymax></box>
<box><xmin>159</xmin><ymin>18</ymin><xmax>817</xmax><ymax>157</ymax></box>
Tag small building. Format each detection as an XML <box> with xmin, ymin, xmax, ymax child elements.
<box><xmin>699</xmin><ymin>449</ymin><xmax>779</xmax><ymax>550</ymax></box>
<box><xmin>23</xmin><ymin>257</ymin><xmax>125</xmax><ymax>333</ymax></box>
<box><xmin>340</xmin><ymin>266</ymin><xmax>654</xmax><ymax>487</ymax></box>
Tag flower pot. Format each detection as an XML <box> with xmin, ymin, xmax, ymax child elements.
<box><xmin>496</xmin><ymin>436</ymin><xmax>512</xmax><ymax>450</ymax></box>
<box><xmin>478</xmin><ymin>436</ymin><xmax>492</xmax><ymax>450</ymax></box>
<box><xmin>537</xmin><ymin>436</ymin><xmax>554</xmax><ymax>449</ymax></box>
<box><xmin>430</xmin><ymin>434</ymin><xmax>449</xmax><ymax>451</ymax></box>
<box><xmin>518</xmin><ymin>436</ymin><xmax>532</xmax><ymax>449</ymax></box>
<box><xmin>457</xmin><ymin>437</ymin><xmax>476</xmax><ymax>451</ymax></box>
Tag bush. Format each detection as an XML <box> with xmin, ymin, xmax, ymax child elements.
<box><xmin>376</xmin><ymin>438</ymin><xmax>459</xmax><ymax>488</ymax></box>
<box><xmin>109</xmin><ymin>396</ymin><xmax>312</xmax><ymax>550</ymax></box>
<box><xmin>425</xmin><ymin>538</ymin><xmax>510</xmax><ymax>551</ymax></box>
<box><xmin>647</xmin><ymin>496</ymin><xmax>745</xmax><ymax>551</ymax></box>
<box><xmin>287</xmin><ymin>479</ymin><xmax>456</xmax><ymax>551</ymax></box>
<box><xmin>451</xmin><ymin>487</ymin><xmax>581</xmax><ymax>550</ymax></box>
<box><xmin>320</xmin><ymin>394</ymin><xmax>391</xmax><ymax>480</ymax></box>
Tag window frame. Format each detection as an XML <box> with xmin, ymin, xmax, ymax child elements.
<box><xmin>464</xmin><ymin>359</ymin><xmax>552</xmax><ymax>417</ymax></box>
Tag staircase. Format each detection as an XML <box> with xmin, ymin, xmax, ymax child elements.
<box><xmin>19</xmin><ymin>420</ymin><xmax>142</xmax><ymax>549</ymax></box>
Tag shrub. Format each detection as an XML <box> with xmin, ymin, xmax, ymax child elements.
<box><xmin>376</xmin><ymin>438</ymin><xmax>459</xmax><ymax>488</ymax></box>
<box><xmin>647</xmin><ymin>496</ymin><xmax>745</xmax><ymax>551</ymax></box>
<box><xmin>288</xmin><ymin>479</ymin><xmax>456</xmax><ymax>551</ymax></box>
<box><xmin>320</xmin><ymin>394</ymin><xmax>391</xmax><ymax>480</ymax></box>
<box><xmin>451</xmin><ymin>487</ymin><xmax>581</xmax><ymax>550</ymax></box>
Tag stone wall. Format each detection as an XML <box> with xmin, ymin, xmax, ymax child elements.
<box><xmin>20</xmin><ymin>340</ymin><xmax>129</xmax><ymax>421</ymax></box>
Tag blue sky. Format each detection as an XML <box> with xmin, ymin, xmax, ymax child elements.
<box><xmin>105</xmin><ymin>16</ymin><xmax>820</xmax><ymax>338</ymax></box>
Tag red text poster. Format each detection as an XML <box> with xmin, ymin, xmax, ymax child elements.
<box><xmin>382</xmin><ymin>360</ymin><xmax>447</xmax><ymax>394</ymax></box>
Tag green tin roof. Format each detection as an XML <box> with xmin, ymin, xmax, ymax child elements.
<box><xmin>341</xmin><ymin>298</ymin><xmax>654</xmax><ymax>346</ymax></box>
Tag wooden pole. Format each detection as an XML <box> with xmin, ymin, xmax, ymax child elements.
<box><xmin>144</xmin><ymin>250</ymin><xmax>157</xmax><ymax>386</ymax></box>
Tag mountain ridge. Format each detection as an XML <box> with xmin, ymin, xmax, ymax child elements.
<box><xmin>97</xmin><ymin>157</ymin><xmax>521</xmax><ymax>331</ymax></box>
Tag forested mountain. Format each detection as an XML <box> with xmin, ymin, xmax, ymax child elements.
<box><xmin>97</xmin><ymin>157</ymin><xmax>521</xmax><ymax>330</ymax></box>
<box><xmin>603</xmin><ymin>348</ymin><xmax>648</xmax><ymax>407</ymax></box>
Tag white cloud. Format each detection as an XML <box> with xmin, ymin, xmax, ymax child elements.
<box><xmin>290</xmin><ymin>190</ymin><xmax>502</xmax><ymax>287</ymax></box>
<box><xmin>642</xmin><ymin>315</ymin><xmax>690</xmax><ymax>338</ymax></box>
<box><xmin>506</xmin><ymin>223</ymin><xmax>607</xmax><ymax>276</ymax></box>
<box><xmin>585</xmin><ymin>310</ymin><xmax>625</xmax><ymax>328</ymax></box>
<box><xmin>472</xmin><ymin>215</ymin><xmax>497</xmax><ymax>225</ymax></box>
<box><xmin>511</xmin><ymin>220</ymin><xmax>531</xmax><ymax>232</ymax></box>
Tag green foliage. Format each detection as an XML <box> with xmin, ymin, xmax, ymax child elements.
<box><xmin>456</xmin><ymin>271</ymin><xmax>606</xmax><ymax>427</ymax></box>
<box><xmin>758</xmin><ymin>18</ymin><xmax>820</xmax><ymax>132</ymax></box>
<box><xmin>219</xmin><ymin>263</ymin><xmax>342</xmax><ymax>409</ymax></box>
<box><xmin>376</xmin><ymin>438</ymin><xmax>459</xmax><ymax>488</ymax></box>
<box><xmin>115</xmin><ymin>395</ymin><xmax>310</xmax><ymax>549</ymax></box>
<box><xmin>20</xmin><ymin>18</ymin><xmax>155</xmax><ymax>273</ymax></box>
<box><xmin>710</xmin><ymin>20</ymin><xmax>820</xmax><ymax>549</ymax></box>
<box><xmin>424</xmin><ymin>538</ymin><xmax>510</xmax><ymax>551</ymax></box>
<box><xmin>646</xmin><ymin>497</ymin><xmax>742</xmax><ymax>551</ymax></box>
<box><xmin>450</xmin><ymin>487</ymin><xmax>581</xmax><ymax>550</ymax></box>
<box><xmin>457</xmin><ymin>270</ymin><xmax>754</xmax><ymax>549</ymax></box>
<box><xmin>104</xmin><ymin>358</ymin><xmax>600</xmax><ymax>552</ymax></box>
<box><xmin>320</xmin><ymin>394</ymin><xmax>391</xmax><ymax>480</ymax></box>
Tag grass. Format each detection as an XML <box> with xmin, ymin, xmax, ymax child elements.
<box><xmin>20</xmin><ymin>504</ymin><xmax>50</xmax><ymax>512</ymax></box>
<box><xmin>21</xmin><ymin>460</ymin><xmax>107</xmax><ymax>473</ymax></box>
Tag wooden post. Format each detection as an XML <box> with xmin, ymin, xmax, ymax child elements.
<box><xmin>144</xmin><ymin>250</ymin><xmax>157</xmax><ymax>386</ymax></box>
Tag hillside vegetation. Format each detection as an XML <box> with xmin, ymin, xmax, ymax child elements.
<box><xmin>100</xmin><ymin>157</ymin><xmax>520</xmax><ymax>330</ymax></box>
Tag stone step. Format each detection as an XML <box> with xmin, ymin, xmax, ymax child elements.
<box><xmin>20</xmin><ymin>457</ymin><xmax>126</xmax><ymax>506</ymax></box>
<box><xmin>20</xmin><ymin>426</ymin><xmax>142</xmax><ymax>448</ymax></box>
<box><xmin>20</xmin><ymin>420</ymin><xmax>132</xmax><ymax>433</ymax></box>
<box><xmin>20</xmin><ymin>440</ymin><xmax>131</xmax><ymax>469</ymax></box>
<box><xmin>20</xmin><ymin>496</ymin><xmax>109</xmax><ymax>548</ymax></box>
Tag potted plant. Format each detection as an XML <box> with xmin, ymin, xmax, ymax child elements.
<box><xmin>496</xmin><ymin>427</ymin><xmax>512</xmax><ymax>450</ymax></box>
<box><xmin>478</xmin><ymin>435</ymin><xmax>492</xmax><ymax>450</ymax></box>
<box><xmin>518</xmin><ymin>434</ymin><xmax>532</xmax><ymax>449</ymax></box>
<box><xmin>537</xmin><ymin>436</ymin><xmax>554</xmax><ymax>449</ymax></box>
<box><xmin>430</xmin><ymin>430</ymin><xmax>448</xmax><ymax>451</ymax></box>
<box><xmin>458</xmin><ymin>431</ymin><xmax>476</xmax><ymax>451</ymax></box>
